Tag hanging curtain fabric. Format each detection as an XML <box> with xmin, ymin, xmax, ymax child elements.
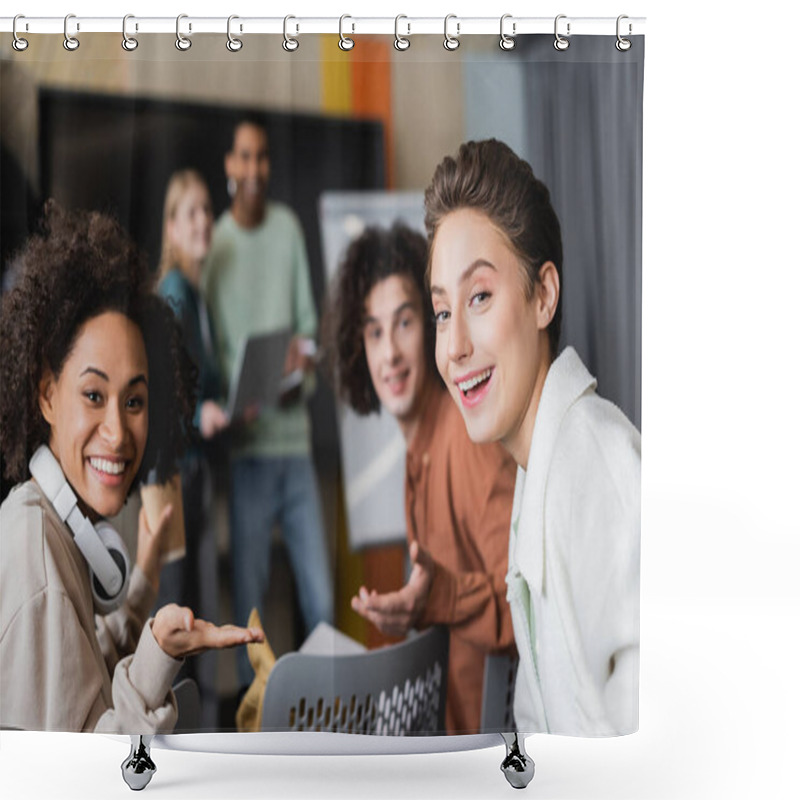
<box><xmin>0</xmin><ymin>16</ymin><xmax>644</xmax><ymax>791</ymax></box>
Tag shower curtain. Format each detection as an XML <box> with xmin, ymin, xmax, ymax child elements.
<box><xmin>0</xmin><ymin>26</ymin><xmax>644</xmax><ymax>741</ymax></box>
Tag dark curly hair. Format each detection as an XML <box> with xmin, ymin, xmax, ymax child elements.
<box><xmin>0</xmin><ymin>202</ymin><xmax>197</xmax><ymax>487</ymax></box>
<box><xmin>424</xmin><ymin>138</ymin><xmax>564</xmax><ymax>356</ymax></box>
<box><xmin>322</xmin><ymin>222</ymin><xmax>437</xmax><ymax>416</ymax></box>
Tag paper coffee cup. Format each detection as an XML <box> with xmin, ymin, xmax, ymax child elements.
<box><xmin>140</xmin><ymin>472</ymin><xmax>186</xmax><ymax>565</ymax></box>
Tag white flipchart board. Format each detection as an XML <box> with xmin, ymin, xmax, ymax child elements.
<box><xmin>319</xmin><ymin>191</ymin><xmax>426</xmax><ymax>550</ymax></box>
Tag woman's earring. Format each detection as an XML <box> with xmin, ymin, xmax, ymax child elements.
<box><xmin>227</xmin><ymin>177</ymin><xmax>237</xmax><ymax>198</ymax></box>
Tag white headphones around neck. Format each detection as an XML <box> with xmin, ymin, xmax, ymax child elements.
<box><xmin>29</xmin><ymin>445</ymin><xmax>131</xmax><ymax>614</ymax></box>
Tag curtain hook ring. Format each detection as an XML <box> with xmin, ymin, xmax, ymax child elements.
<box><xmin>554</xmin><ymin>14</ymin><xmax>570</xmax><ymax>51</ymax></box>
<box><xmin>176</xmin><ymin>13</ymin><xmax>192</xmax><ymax>51</ymax></box>
<box><xmin>443</xmin><ymin>14</ymin><xmax>460</xmax><ymax>51</ymax></box>
<box><xmin>616</xmin><ymin>14</ymin><xmax>632</xmax><ymax>51</ymax></box>
<box><xmin>339</xmin><ymin>14</ymin><xmax>354</xmax><ymax>51</ymax></box>
<box><xmin>499</xmin><ymin>14</ymin><xmax>516</xmax><ymax>51</ymax></box>
<box><xmin>122</xmin><ymin>14</ymin><xmax>138</xmax><ymax>51</ymax></box>
<box><xmin>394</xmin><ymin>14</ymin><xmax>410</xmax><ymax>51</ymax></box>
<box><xmin>283</xmin><ymin>15</ymin><xmax>299</xmax><ymax>52</ymax></box>
<box><xmin>227</xmin><ymin>15</ymin><xmax>243</xmax><ymax>52</ymax></box>
<box><xmin>12</xmin><ymin>14</ymin><xmax>29</xmax><ymax>52</ymax></box>
<box><xmin>63</xmin><ymin>13</ymin><xmax>79</xmax><ymax>51</ymax></box>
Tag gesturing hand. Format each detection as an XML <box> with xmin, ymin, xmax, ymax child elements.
<box><xmin>199</xmin><ymin>400</ymin><xmax>230</xmax><ymax>439</ymax></box>
<box><xmin>350</xmin><ymin>541</ymin><xmax>434</xmax><ymax>637</ymax></box>
<box><xmin>283</xmin><ymin>335</ymin><xmax>316</xmax><ymax>375</ymax></box>
<box><xmin>152</xmin><ymin>604</ymin><xmax>265</xmax><ymax>660</ymax></box>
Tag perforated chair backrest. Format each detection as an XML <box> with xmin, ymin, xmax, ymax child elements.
<box><xmin>261</xmin><ymin>626</ymin><xmax>449</xmax><ymax>735</ymax></box>
<box><xmin>480</xmin><ymin>653</ymin><xmax>518</xmax><ymax>733</ymax></box>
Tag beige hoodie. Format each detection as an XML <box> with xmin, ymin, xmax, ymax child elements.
<box><xmin>0</xmin><ymin>480</ymin><xmax>181</xmax><ymax>732</ymax></box>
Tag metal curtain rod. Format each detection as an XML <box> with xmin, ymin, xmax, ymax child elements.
<box><xmin>0</xmin><ymin>15</ymin><xmax>646</xmax><ymax>37</ymax></box>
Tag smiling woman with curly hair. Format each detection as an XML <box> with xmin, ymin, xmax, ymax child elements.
<box><xmin>0</xmin><ymin>202</ymin><xmax>262</xmax><ymax>733</ymax></box>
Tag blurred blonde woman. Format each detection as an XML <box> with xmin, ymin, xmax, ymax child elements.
<box><xmin>157</xmin><ymin>169</ymin><xmax>230</xmax><ymax>728</ymax></box>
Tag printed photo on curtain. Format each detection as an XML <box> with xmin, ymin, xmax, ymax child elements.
<box><xmin>0</xmin><ymin>28</ymin><xmax>644</xmax><ymax>746</ymax></box>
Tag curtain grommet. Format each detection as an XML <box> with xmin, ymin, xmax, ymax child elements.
<box><xmin>226</xmin><ymin>15</ymin><xmax>243</xmax><ymax>52</ymax></box>
<box><xmin>176</xmin><ymin>14</ymin><xmax>192</xmax><ymax>51</ymax></box>
<box><xmin>394</xmin><ymin>15</ymin><xmax>410</xmax><ymax>51</ymax></box>
<box><xmin>339</xmin><ymin>14</ymin><xmax>355</xmax><ymax>51</ymax></box>
<box><xmin>283</xmin><ymin>15</ymin><xmax>299</xmax><ymax>52</ymax></box>
<box><xmin>63</xmin><ymin>14</ymin><xmax>80</xmax><ymax>51</ymax></box>
<box><xmin>12</xmin><ymin>15</ymin><xmax>29</xmax><ymax>52</ymax></box>
<box><xmin>499</xmin><ymin>14</ymin><xmax>516</xmax><ymax>51</ymax></box>
<box><xmin>616</xmin><ymin>15</ymin><xmax>632</xmax><ymax>51</ymax></box>
<box><xmin>444</xmin><ymin>14</ymin><xmax>460</xmax><ymax>51</ymax></box>
<box><xmin>554</xmin><ymin>14</ymin><xmax>570</xmax><ymax>51</ymax></box>
<box><xmin>121</xmin><ymin>14</ymin><xmax>138</xmax><ymax>51</ymax></box>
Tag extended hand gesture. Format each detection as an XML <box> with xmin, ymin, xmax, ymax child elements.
<box><xmin>283</xmin><ymin>335</ymin><xmax>316</xmax><ymax>375</ymax></box>
<box><xmin>350</xmin><ymin>541</ymin><xmax>434</xmax><ymax>637</ymax></box>
<box><xmin>199</xmin><ymin>400</ymin><xmax>230</xmax><ymax>439</ymax></box>
<box><xmin>152</xmin><ymin>604</ymin><xmax>265</xmax><ymax>660</ymax></box>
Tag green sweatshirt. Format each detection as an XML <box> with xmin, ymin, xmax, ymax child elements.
<box><xmin>204</xmin><ymin>203</ymin><xmax>317</xmax><ymax>458</ymax></box>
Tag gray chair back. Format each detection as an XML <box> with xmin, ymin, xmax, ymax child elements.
<box><xmin>262</xmin><ymin>626</ymin><xmax>448</xmax><ymax>735</ymax></box>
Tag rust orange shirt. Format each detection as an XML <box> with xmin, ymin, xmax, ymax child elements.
<box><xmin>405</xmin><ymin>387</ymin><xmax>516</xmax><ymax>734</ymax></box>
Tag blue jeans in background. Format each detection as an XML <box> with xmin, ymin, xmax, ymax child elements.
<box><xmin>230</xmin><ymin>455</ymin><xmax>334</xmax><ymax>688</ymax></box>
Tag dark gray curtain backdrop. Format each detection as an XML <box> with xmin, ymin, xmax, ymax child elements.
<box><xmin>521</xmin><ymin>36</ymin><xmax>644</xmax><ymax>429</ymax></box>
